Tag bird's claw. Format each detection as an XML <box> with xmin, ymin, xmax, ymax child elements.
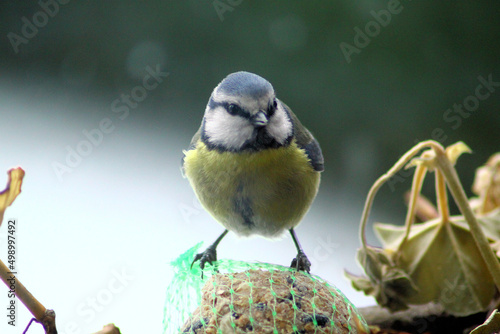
<box><xmin>191</xmin><ymin>247</ymin><xmax>218</xmax><ymax>278</ymax></box>
<box><xmin>290</xmin><ymin>251</ymin><xmax>311</xmax><ymax>273</ymax></box>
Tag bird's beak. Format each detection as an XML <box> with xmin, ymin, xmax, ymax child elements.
<box><xmin>251</xmin><ymin>111</ymin><xmax>268</xmax><ymax>128</ymax></box>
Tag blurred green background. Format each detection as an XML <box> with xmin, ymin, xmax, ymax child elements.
<box><xmin>0</xmin><ymin>1</ymin><xmax>499</xmax><ymax>333</ymax></box>
<box><xmin>2</xmin><ymin>1</ymin><xmax>499</xmax><ymax>204</ymax></box>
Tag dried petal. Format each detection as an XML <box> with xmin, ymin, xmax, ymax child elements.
<box><xmin>445</xmin><ymin>141</ymin><xmax>472</xmax><ymax>165</ymax></box>
<box><xmin>346</xmin><ymin>246</ymin><xmax>418</xmax><ymax>312</ymax></box>
<box><xmin>469</xmin><ymin>309</ymin><xmax>500</xmax><ymax>334</ymax></box>
<box><xmin>472</xmin><ymin>153</ymin><xmax>500</xmax><ymax>214</ymax></box>
<box><xmin>374</xmin><ymin>219</ymin><xmax>496</xmax><ymax>316</ymax></box>
<box><xmin>0</xmin><ymin>167</ymin><xmax>25</xmax><ymax>227</ymax></box>
<box><xmin>406</xmin><ymin>142</ymin><xmax>471</xmax><ymax>171</ymax></box>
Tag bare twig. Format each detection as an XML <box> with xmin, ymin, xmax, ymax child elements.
<box><xmin>360</xmin><ymin>303</ymin><xmax>487</xmax><ymax>334</ymax></box>
<box><xmin>0</xmin><ymin>260</ymin><xmax>45</xmax><ymax>319</ymax></box>
<box><xmin>0</xmin><ymin>259</ymin><xmax>57</xmax><ymax>333</ymax></box>
<box><xmin>0</xmin><ymin>168</ymin><xmax>119</xmax><ymax>333</ymax></box>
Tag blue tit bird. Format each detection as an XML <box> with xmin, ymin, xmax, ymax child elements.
<box><xmin>182</xmin><ymin>71</ymin><xmax>324</xmax><ymax>275</ymax></box>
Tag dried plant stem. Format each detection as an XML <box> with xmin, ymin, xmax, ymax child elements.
<box><xmin>397</xmin><ymin>164</ymin><xmax>427</xmax><ymax>255</ymax></box>
<box><xmin>435</xmin><ymin>170</ymin><xmax>450</xmax><ymax>223</ymax></box>
<box><xmin>435</xmin><ymin>150</ymin><xmax>500</xmax><ymax>292</ymax></box>
<box><xmin>360</xmin><ymin>140</ymin><xmax>442</xmax><ymax>249</ymax></box>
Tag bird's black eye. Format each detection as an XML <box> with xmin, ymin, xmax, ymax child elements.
<box><xmin>227</xmin><ymin>103</ymin><xmax>242</xmax><ymax>116</ymax></box>
<box><xmin>268</xmin><ymin>99</ymin><xmax>278</xmax><ymax>117</ymax></box>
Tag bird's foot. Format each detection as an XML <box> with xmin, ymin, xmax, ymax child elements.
<box><xmin>290</xmin><ymin>251</ymin><xmax>311</xmax><ymax>273</ymax></box>
<box><xmin>191</xmin><ymin>246</ymin><xmax>218</xmax><ymax>278</ymax></box>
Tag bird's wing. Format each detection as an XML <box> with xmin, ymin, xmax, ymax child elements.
<box><xmin>281</xmin><ymin>101</ymin><xmax>324</xmax><ymax>172</ymax></box>
<box><xmin>181</xmin><ymin>124</ymin><xmax>202</xmax><ymax>176</ymax></box>
<box><xmin>187</xmin><ymin>125</ymin><xmax>202</xmax><ymax>152</ymax></box>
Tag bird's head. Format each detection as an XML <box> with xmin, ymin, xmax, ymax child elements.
<box><xmin>201</xmin><ymin>71</ymin><xmax>293</xmax><ymax>152</ymax></box>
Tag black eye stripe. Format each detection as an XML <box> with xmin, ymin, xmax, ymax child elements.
<box><xmin>208</xmin><ymin>98</ymin><xmax>251</xmax><ymax>119</ymax></box>
<box><xmin>228</xmin><ymin>103</ymin><xmax>243</xmax><ymax>116</ymax></box>
<box><xmin>225</xmin><ymin>103</ymin><xmax>250</xmax><ymax>118</ymax></box>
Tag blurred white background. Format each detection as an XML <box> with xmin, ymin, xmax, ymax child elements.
<box><xmin>0</xmin><ymin>82</ymin><xmax>383</xmax><ymax>334</ymax></box>
<box><xmin>1</xmin><ymin>1</ymin><xmax>498</xmax><ymax>333</ymax></box>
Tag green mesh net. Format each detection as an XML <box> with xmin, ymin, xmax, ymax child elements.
<box><xmin>163</xmin><ymin>243</ymin><xmax>370</xmax><ymax>334</ymax></box>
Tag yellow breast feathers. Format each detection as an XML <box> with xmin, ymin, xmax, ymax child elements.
<box><xmin>183</xmin><ymin>140</ymin><xmax>320</xmax><ymax>237</ymax></box>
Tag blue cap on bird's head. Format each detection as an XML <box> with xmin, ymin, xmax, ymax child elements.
<box><xmin>216</xmin><ymin>71</ymin><xmax>274</xmax><ymax>99</ymax></box>
<box><xmin>202</xmin><ymin>70</ymin><xmax>292</xmax><ymax>152</ymax></box>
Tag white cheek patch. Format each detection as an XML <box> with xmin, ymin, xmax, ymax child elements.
<box><xmin>204</xmin><ymin>107</ymin><xmax>254</xmax><ymax>150</ymax></box>
<box><xmin>267</xmin><ymin>104</ymin><xmax>293</xmax><ymax>144</ymax></box>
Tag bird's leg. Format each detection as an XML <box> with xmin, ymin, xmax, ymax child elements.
<box><xmin>289</xmin><ymin>228</ymin><xmax>311</xmax><ymax>273</ymax></box>
<box><xmin>191</xmin><ymin>229</ymin><xmax>228</xmax><ymax>278</ymax></box>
